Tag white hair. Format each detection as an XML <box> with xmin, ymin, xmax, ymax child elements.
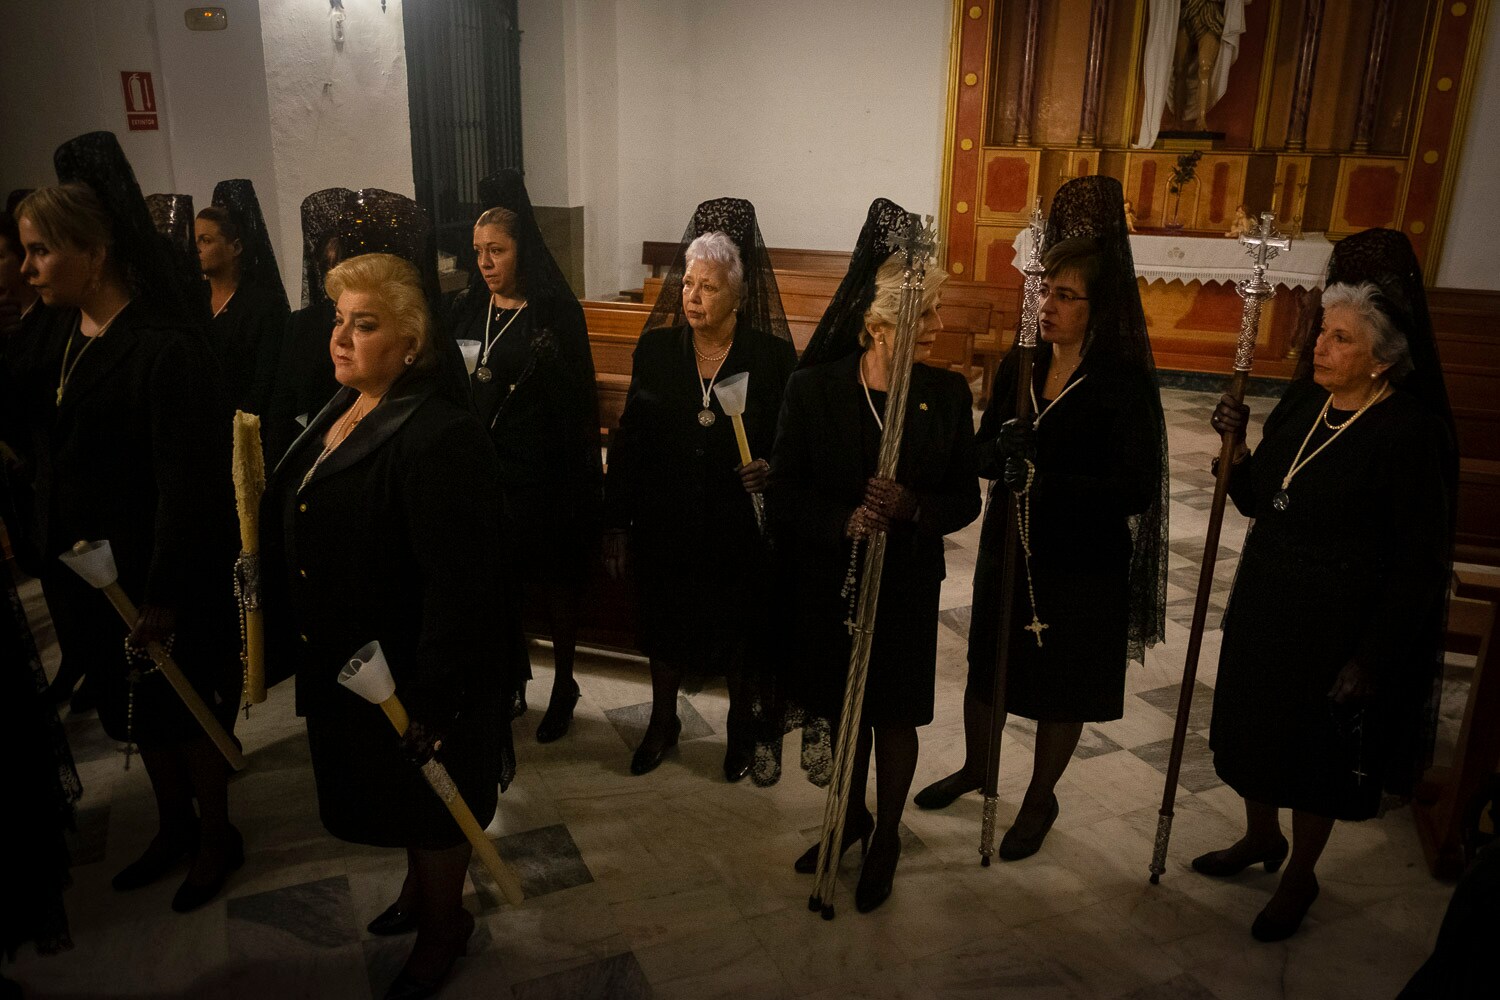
<box><xmin>684</xmin><ymin>231</ymin><xmax>744</xmax><ymax>300</ymax></box>
<box><xmin>1320</xmin><ymin>280</ymin><xmax>1413</xmax><ymax>380</ymax></box>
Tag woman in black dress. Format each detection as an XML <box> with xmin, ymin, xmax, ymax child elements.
<box><xmin>13</xmin><ymin>132</ymin><xmax>241</xmax><ymax>912</ymax></box>
<box><xmin>260</xmin><ymin>245</ymin><xmax>513</xmax><ymax>999</ymax></box>
<box><xmin>196</xmin><ymin>180</ymin><xmax>290</xmax><ymax>420</ymax></box>
<box><xmin>772</xmin><ymin>198</ymin><xmax>981</xmax><ymax>912</ymax></box>
<box><xmin>450</xmin><ymin>170</ymin><xmax>601</xmax><ymax>743</ymax></box>
<box><xmin>1197</xmin><ymin>228</ymin><xmax>1455</xmax><ymax>942</ymax></box>
<box><xmin>604</xmin><ymin>198</ymin><xmax>796</xmax><ymax>779</ymax></box>
<box><xmin>914</xmin><ymin>176</ymin><xmax>1168</xmax><ymax>863</ymax></box>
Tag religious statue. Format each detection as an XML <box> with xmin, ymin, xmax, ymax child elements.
<box><xmin>1224</xmin><ymin>204</ymin><xmax>1251</xmax><ymax>238</ymax></box>
<box><xmin>1124</xmin><ymin>200</ymin><xmax>1138</xmax><ymax>233</ymax></box>
<box><xmin>1136</xmin><ymin>0</ymin><xmax>1251</xmax><ymax>149</ymax></box>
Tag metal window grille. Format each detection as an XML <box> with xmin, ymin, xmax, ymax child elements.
<box><xmin>403</xmin><ymin>0</ymin><xmax>523</xmax><ymax>262</ymax></box>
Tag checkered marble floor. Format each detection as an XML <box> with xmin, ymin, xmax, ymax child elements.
<box><xmin>11</xmin><ymin>387</ymin><xmax>1471</xmax><ymax>999</ymax></box>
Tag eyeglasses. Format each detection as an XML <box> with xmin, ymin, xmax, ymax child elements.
<box><xmin>1041</xmin><ymin>288</ymin><xmax>1088</xmax><ymax>304</ymax></box>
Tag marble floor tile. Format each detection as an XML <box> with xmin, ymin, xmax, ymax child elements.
<box><xmin>499</xmin><ymin>821</ymin><xmax>594</xmax><ymax>900</ymax></box>
<box><xmin>1136</xmin><ymin>682</ymin><xmax>1216</xmax><ymax>735</ymax></box>
<box><xmin>1013</xmin><ymin>901</ymin><xmax>1185</xmax><ymax>998</ymax></box>
<box><xmin>509</xmin><ymin>949</ymin><xmax>652</xmax><ymax>1000</ymax></box>
<box><xmin>1131</xmin><ymin>734</ymin><xmax>1224</xmax><ymax>793</ymax></box>
<box><xmin>605</xmin><ymin>695</ymin><xmax>714</xmax><ymax>750</ymax></box>
<box><xmin>227</xmin><ymin>875</ymin><xmax>358</xmax><ymax>950</ymax></box>
<box><xmin>635</xmin><ymin>919</ymin><xmax>791</xmax><ymax>1000</ymax></box>
<box><xmin>67</xmin><ymin>803</ymin><xmax>111</xmax><ymax>866</ymax></box>
<box><xmin>1119</xmin><ymin>971</ymin><xmax>1221</xmax><ymax>999</ymax></box>
<box><xmin>1074</xmin><ymin>725</ymin><xmax>1124</xmax><ymax>760</ymax></box>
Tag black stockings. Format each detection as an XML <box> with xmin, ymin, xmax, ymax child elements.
<box><xmin>843</xmin><ymin>725</ymin><xmax>918</xmax><ymax>839</ymax></box>
<box><xmin>401</xmin><ymin>843</ymin><xmax>473</xmax><ymax>977</ymax></box>
<box><xmin>956</xmin><ymin>690</ymin><xmax>1081</xmax><ymax>821</ymax></box>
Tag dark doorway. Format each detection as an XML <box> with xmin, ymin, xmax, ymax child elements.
<box><xmin>403</xmin><ymin>0</ymin><xmax>523</xmax><ymax>268</ymax></box>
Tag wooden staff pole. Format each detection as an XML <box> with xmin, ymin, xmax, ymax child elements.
<box><xmin>979</xmin><ymin>203</ymin><xmax>1046</xmax><ymax>865</ymax></box>
<box><xmin>371</xmin><ymin>692</ymin><xmax>526</xmax><ymax>907</ymax></box>
<box><xmin>809</xmin><ymin>215</ymin><xmax>938</xmax><ymax>920</ymax></box>
<box><xmin>1149</xmin><ymin>214</ymin><xmax>1289</xmax><ymax>883</ymax></box>
<box><xmin>72</xmin><ymin>542</ymin><xmax>247</xmax><ymax>771</ymax></box>
<box><xmin>232</xmin><ymin>411</ymin><xmax>267</xmax><ymax>709</ymax></box>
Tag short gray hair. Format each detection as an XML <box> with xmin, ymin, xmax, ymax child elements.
<box><xmin>1319</xmin><ymin>280</ymin><xmax>1413</xmax><ymax>381</ymax></box>
<box><xmin>684</xmin><ymin>231</ymin><xmax>744</xmax><ymax>300</ymax></box>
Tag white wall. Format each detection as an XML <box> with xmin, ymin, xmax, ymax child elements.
<box><xmin>1436</xmin><ymin>8</ymin><xmax>1500</xmax><ymax>291</ymax></box>
<box><xmin>258</xmin><ymin>0</ymin><xmax>415</xmax><ymax>298</ymax></box>
<box><xmin>521</xmin><ymin>0</ymin><xmax>953</xmax><ymax>298</ymax></box>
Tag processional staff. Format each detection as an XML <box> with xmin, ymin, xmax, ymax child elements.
<box><xmin>59</xmin><ymin>540</ymin><xmax>247</xmax><ymax>771</ymax></box>
<box><xmin>1149</xmin><ymin>212</ymin><xmax>1290</xmax><ymax>884</ymax></box>
<box><xmin>978</xmin><ymin>201</ymin><xmax>1047</xmax><ymax>866</ymax></box>
<box><xmin>232</xmin><ymin>411</ymin><xmax>268</xmax><ymax>714</ymax></box>
<box><xmin>711</xmin><ymin>371</ymin><xmax>765</xmax><ymax>533</ymax></box>
<box><xmin>809</xmin><ymin>213</ymin><xmax>938</xmax><ymax>920</ymax></box>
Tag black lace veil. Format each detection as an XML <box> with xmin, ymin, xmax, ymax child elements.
<box><xmin>1038</xmin><ymin>175</ymin><xmax>1168</xmax><ymax>662</ymax></box>
<box><xmin>211</xmin><ymin>179</ymin><xmax>288</xmax><ymax>312</ymax></box>
<box><xmin>1294</xmin><ymin>227</ymin><xmax>1456</xmax><ymax>798</ymax></box>
<box><xmin>52</xmin><ymin>132</ymin><xmax>205</xmax><ymax>327</ymax></box>
<box><xmin>797</xmin><ymin>198</ymin><xmax>915</xmax><ymax>370</ymax></box>
<box><xmin>465</xmin><ymin>169</ymin><xmax>575</xmax><ymax>308</ymax></box>
<box><xmin>644</xmin><ymin>198</ymin><xmax>789</xmax><ymax>341</ymax></box>
<box><xmin>145</xmin><ymin>192</ymin><xmax>195</xmax><ymax>267</ymax></box>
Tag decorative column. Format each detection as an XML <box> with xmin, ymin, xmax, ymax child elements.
<box><xmin>1284</xmin><ymin>0</ymin><xmax>1327</xmax><ymax>153</ymax></box>
<box><xmin>1077</xmin><ymin>0</ymin><xmax>1111</xmax><ymax>146</ymax></box>
<box><xmin>1014</xmin><ymin>0</ymin><xmax>1042</xmax><ymax>146</ymax></box>
<box><xmin>1351</xmin><ymin>0</ymin><xmax>1396</xmax><ymax>154</ymax></box>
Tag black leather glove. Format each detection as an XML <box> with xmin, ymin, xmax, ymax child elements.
<box><xmin>400</xmin><ymin>718</ymin><xmax>446</xmax><ymax>766</ymax></box>
<box><xmin>996</xmin><ymin>417</ymin><xmax>1037</xmax><ymax>461</ymax></box>
<box><xmin>1210</xmin><ymin>394</ymin><xmax>1250</xmax><ymax>441</ymax></box>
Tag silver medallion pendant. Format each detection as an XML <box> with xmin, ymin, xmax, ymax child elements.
<box><xmin>1271</xmin><ymin>489</ymin><xmax>1290</xmax><ymax>512</ymax></box>
<box><xmin>698</xmin><ymin>408</ymin><xmax>716</xmax><ymax>427</ymax></box>
<box><xmin>475</xmin><ymin>367</ymin><xmax>493</xmax><ymax>383</ymax></box>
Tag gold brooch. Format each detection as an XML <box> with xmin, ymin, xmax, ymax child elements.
<box><xmin>919</xmin><ymin>402</ymin><xmax>929</xmax><ymax>411</ymax></box>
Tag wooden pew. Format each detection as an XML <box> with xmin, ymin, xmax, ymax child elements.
<box><xmin>642</xmin><ymin>241</ymin><xmax>852</xmax><ymax>277</ymax></box>
<box><xmin>1428</xmin><ymin>288</ymin><xmax>1500</xmax><ymax>565</ymax></box>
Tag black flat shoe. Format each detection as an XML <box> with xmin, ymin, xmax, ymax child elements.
<box><xmin>1251</xmin><ymin>875</ymin><xmax>1319</xmax><ymax>942</ymax></box>
<box><xmin>794</xmin><ymin>812</ymin><xmax>874</xmax><ymax>875</ymax></box>
<box><xmin>171</xmin><ymin>826</ymin><xmax>245</xmax><ymax>913</ymax></box>
<box><xmin>112</xmin><ymin>827</ymin><xmax>199</xmax><ymax>891</ymax></box>
<box><xmin>998</xmin><ymin>794</ymin><xmax>1059</xmax><ymax>861</ymax></box>
<box><xmin>722</xmin><ymin>742</ymin><xmax>753</xmax><ymax>783</ymax></box>
<box><xmin>855</xmin><ymin>832</ymin><xmax>901</xmax><ymax>913</ymax></box>
<box><xmin>535</xmin><ymin>681</ymin><xmax>580</xmax><ymax>744</ymax></box>
<box><xmin>1191</xmin><ymin>837</ymin><xmax>1290</xmax><ymax>878</ymax></box>
<box><xmin>367</xmin><ymin>900</ymin><xmax>418</xmax><ymax>936</ymax></box>
<box><xmin>630</xmin><ymin>717</ymin><xmax>681</xmax><ymax>776</ymax></box>
<box><xmin>509</xmin><ymin>685</ymin><xmax>528</xmax><ymax>720</ymax></box>
<box><xmin>384</xmin><ymin>909</ymin><xmax>474</xmax><ymax>1000</ymax></box>
<box><xmin>913</xmin><ymin>770</ymin><xmax>982</xmax><ymax>810</ymax></box>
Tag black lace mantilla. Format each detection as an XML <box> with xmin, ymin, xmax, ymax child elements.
<box><xmin>796</xmin><ymin>197</ymin><xmax>917</xmax><ymax>370</ymax></box>
<box><xmin>644</xmin><ymin>197</ymin><xmax>790</xmax><ymax>342</ymax></box>
<box><xmin>213</xmin><ymin>179</ymin><xmax>289</xmax><ymax>312</ymax></box>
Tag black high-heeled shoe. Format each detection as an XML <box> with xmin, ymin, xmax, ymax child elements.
<box><xmin>630</xmin><ymin>716</ymin><xmax>682</xmax><ymax>775</ymax></box>
<box><xmin>794</xmin><ymin>812</ymin><xmax>874</xmax><ymax>874</ymax></box>
<box><xmin>855</xmin><ymin>832</ymin><xmax>901</xmax><ymax>913</ymax></box>
<box><xmin>112</xmin><ymin>826</ymin><xmax>199</xmax><ymax>891</ymax></box>
<box><xmin>1251</xmin><ymin>875</ymin><xmax>1319</xmax><ymax>942</ymax></box>
<box><xmin>536</xmin><ymin>681</ymin><xmax>581</xmax><ymax>744</ymax></box>
<box><xmin>384</xmin><ymin>909</ymin><xmax>474</xmax><ymax>1000</ymax></box>
<box><xmin>367</xmin><ymin>900</ymin><xmax>418</xmax><ymax>936</ymax></box>
<box><xmin>722</xmin><ymin>741</ymin><xmax>753</xmax><ymax>783</ymax></box>
<box><xmin>1191</xmin><ymin>837</ymin><xmax>1290</xmax><ymax>877</ymax></box>
<box><xmin>913</xmin><ymin>770</ymin><xmax>982</xmax><ymax>810</ymax></box>
<box><xmin>998</xmin><ymin>793</ymin><xmax>1059</xmax><ymax>861</ymax></box>
<box><xmin>171</xmin><ymin>826</ymin><xmax>245</xmax><ymax>913</ymax></box>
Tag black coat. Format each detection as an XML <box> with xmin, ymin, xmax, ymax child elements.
<box><xmin>1211</xmin><ymin>381</ymin><xmax>1451</xmax><ymax>819</ymax></box>
<box><xmin>604</xmin><ymin>324</ymin><xmax>796</xmax><ymax>665</ymax></box>
<box><xmin>30</xmin><ymin>303</ymin><xmax>239</xmax><ymax>746</ymax></box>
<box><xmin>260</xmin><ymin>377</ymin><xmax>516</xmax><ymax>848</ymax></box>
<box><xmin>451</xmin><ymin>292</ymin><xmax>602</xmax><ymax>583</ymax></box>
<box><xmin>967</xmin><ymin>347</ymin><xmax>1160</xmax><ymax>721</ymax></box>
<box><xmin>769</xmin><ymin>353</ymin><xmax>980</xmax><ymax>727</ymax></box>
<box><xmin>207</xmin><ymin>277</ymin><xmax>289</xmax><ymax>420</ymax></box>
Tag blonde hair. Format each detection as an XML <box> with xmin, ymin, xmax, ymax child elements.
<box><xmin>325</xmin><ymin>253</ymin><xmax>433</xmax><ymax>366</ymax></box>
<box><xmin>475</xmin><ymin>206</ymin><xmax>519</xmax><ymax>235</ymax></box>
<box><xmin>861</xmin><ymin>253</ymin><xmax>948</xmax><ymax>346</ymax></box>
<box><xmin>15</xmin><ymin>183</ymin><xmax>114</xmax><ymax>256</ymax></box>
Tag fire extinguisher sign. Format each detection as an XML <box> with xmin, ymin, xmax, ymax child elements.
<box><xmin>120</xmin><ymin>71</ymin><xmax>159</xmax><ymax>131</ymax></box>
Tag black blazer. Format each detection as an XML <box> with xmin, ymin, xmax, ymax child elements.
<box><xmin>208</xmin><ymin>277</ymin><xmax>290</xmax><ymax>419</ymax></box>
<box><xmin>259</xmin><ymin>376</ymin><xmax>512</xmax><ymax>725</ymax></box>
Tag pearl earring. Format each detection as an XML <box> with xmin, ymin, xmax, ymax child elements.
<box><xmin>404</xmin><ymin>354</ymin><xmax>415</xmax><ymax>366</ymax></box>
